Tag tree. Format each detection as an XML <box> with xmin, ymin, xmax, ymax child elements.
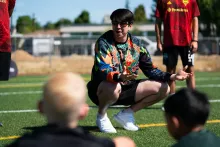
<box><xmin>34</xmin><ymin>21</ymin><xmax>42</xmax><ymax>31</ymax></box>
<box><xmin>16</xmin><ymin>15</ymin><xmax>42</xmax><ymax>34</ymax></box>
<box><xmin>133</xmin><ymin>4</ymin><xmax>148</xmax><ymax>23</ymax></box>
<box><xmin>197</xmin><ymin>0</ymin><xmax>213</xmax><ymax>36</ymax></box>
<box><xmin>74</xmin><ymin>10</ymin><xmax>90</xmax><ymax>24</ymax></box>
<box><xmin>44</xmin><ymin>21</ymin><xmax>55</xmax><ymax>30</ymax></box>
<box><xmin>197</xmin><ymin>0</ymin><xmax>220</xmax><ymax>36</ymax></box>
<box><xmin>212</xmin><ymin>0</ymin><xmax>220</xmax><ymax>36</ymax></box>
<box><xmin>54</xmin><ymin>18</ymin><xmax>72</xmax><ymax>28</ymax></box>
<box><xmin>16</xmin><ymin>15</ymin><xmax>33</xmax><ymax>34</ymax></box>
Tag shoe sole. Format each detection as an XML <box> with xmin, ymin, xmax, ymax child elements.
<box><xmin>96</xmin><ymin>120</ymin><xmax>117</xmax><ymax>133</ymax></box>
<box><xmin>114</xmin><ymin>115</ymin><xmax>138</xmax><ymax>131</ymax></box>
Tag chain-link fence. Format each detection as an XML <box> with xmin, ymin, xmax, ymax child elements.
<box><xmin>11</xmin><ymin>36</ymin><xmax>220</xmax><ymax>57</ymax></box>
<box><xmin>9</xmin><ymin>36</ymin><xmax>220</xmax><ymax>75</ymax></box>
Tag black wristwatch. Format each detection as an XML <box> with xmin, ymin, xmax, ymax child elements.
<box><xmin>192</xmin><ymin>40</ymin><xmax>198</xmax><ymax>42</ymax></box>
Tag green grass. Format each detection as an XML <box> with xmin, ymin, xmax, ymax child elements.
<box><xmin>0</xmin><ymin>72</ymin><xmax>220</xmax><ymax>147</ymax></box>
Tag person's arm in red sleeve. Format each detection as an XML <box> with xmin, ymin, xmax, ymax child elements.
<box><xmin>8</xmin><ymin>0</ymin><xmax>16</xmax><ymax>17</ymax></box>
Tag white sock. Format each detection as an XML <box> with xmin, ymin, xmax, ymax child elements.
<box><xmin>97</xmin><ymin>113</ymin><xmax>107</xmax><ymax>119</ymax></box>
<box><xmin>123</xmin><ymin>108</ymin><xmax>134</xmax><ymax>113</ymax></box>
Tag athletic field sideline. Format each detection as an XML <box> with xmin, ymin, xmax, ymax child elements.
<box><xmin>0</xmin><ymin>71</ymin><xmax>220</xmax><ymax>147</ymax></box>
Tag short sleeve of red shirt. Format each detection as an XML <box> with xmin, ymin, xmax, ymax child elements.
<box><xmin>192</xmin><ymin>0</ymin><xmax>200</xmax><ymax>17</ymax></box>
<box><xmin>155</xmin><ymin>0</ymin><xmax>163</xmax><ymax>18</ymax></box>
<box><xmin>0</xmin><ymin>0</ymin><xmax>16</xmax><ymax>52</ymax></box>
<box><xmin>8</xmin><ymin>0</ymin><xmax>16</xmax><ymax>11</ymax></box>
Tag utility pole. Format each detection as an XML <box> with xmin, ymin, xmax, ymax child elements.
<box><xmin>10</xmin><ymin>8</ymin><xmax>16</xmax><ymax>34</ymax></box>
<box><xmin>32</xmin><ymin>13</ymin><xmax>35</xmax><ymax>32</ymax></box>
<box><xmin>125</xmin><ymin>0</ymin><xmax>130</xmax><ymax>10</ymax></box>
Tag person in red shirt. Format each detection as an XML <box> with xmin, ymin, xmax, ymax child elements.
<box><xmin>155</xmin><ymin>0</ymin><xmax>200</xmax><ymax>94</ymax></box>
<box><xmin>0</xmin><ymin>0</ymin><xmax>16</xmax><ymax>81</ymax></box>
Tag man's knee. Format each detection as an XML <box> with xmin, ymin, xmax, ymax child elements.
<box><xmin>137</xmin><ymin>80</ymin><xmax>168</xmax><ymax>98</ymax></box>
<box><xmin>97</xmin><ymin>81</ymin><xmax>121</xmax><ymax>101</ymax></box>
<box><xmin>161</xmin><ymin>82</ymin><xmax>170</xmax><ymax>97</ymax></box>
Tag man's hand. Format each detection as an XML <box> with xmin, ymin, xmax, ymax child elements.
<box><xmin>170</xmin><ymin>68</ymin><xmax>193</xmax><ymax>81</ymax></box>
<box><xmin>157</xmin><ymin>42</ymin><xmax>163</xmax><ymax>52</ymax></box>
<box><xmin>190</xmin><ymin>41</ymin><xmax>198</xmax><ymax>53</ymax></box>
<box><xmin>120</xmin><ymin>65</ymin><xmax>138</xmax><ymax>81</ymax></box>
<box><xmin>120</xmin><ymin>73</ymin><xmax>138</xmax><ymax>82</ymax></box>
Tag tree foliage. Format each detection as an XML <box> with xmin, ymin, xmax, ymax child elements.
<box><xmin>74</xmin><ymin>10</ymin><xmax>90</xmax><ymax>24</ymax></box>
<box><xmin>54</xmin><ymin>18</ymin><xmax>72</xmax><ymax>28</ymax></box>
<box><xmin>197</xmin><ymin>0</ymin><xmax>220</xmax><ymax>36</ymax></box>
<box><xmin>44</xmin><ymin>21</ymin><xmax>55</xmax><ymax>30</ymax></box>
<box><xmin>16</xmin><ymin>15</ymin><xmax>41</xmax><ymax>34</ymax></box>
<box><xmin>133</xmin><ymin>4</ymin><xmax>148</xmax><ymax>23</ymax></box>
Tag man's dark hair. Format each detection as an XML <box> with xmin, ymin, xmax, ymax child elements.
<box><xmin>163</xmin><ymin>88</ymin><xmax>210</xmax><ymax>127</ymax></box>
<box><xmin>110</xmin><ymin>8</ymin><xmax>134</xmax><ymax>24</ymax></box>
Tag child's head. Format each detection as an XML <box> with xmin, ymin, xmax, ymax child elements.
<box><xmin>163</xmin><ymin>88</ymin><xmax>210</xmax><ymax>140</ymax></box>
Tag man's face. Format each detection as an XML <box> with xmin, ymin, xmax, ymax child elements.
<box><xmin>112</xmin><ymin>21</ymin><xmax>131</xmax><ymax>40</ymax></box>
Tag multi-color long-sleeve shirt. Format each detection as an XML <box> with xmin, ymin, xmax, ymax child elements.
<box><xmin>90</xmin><ymin>30</ymin><xmax>171</xmax><ymax>83</ymax></box>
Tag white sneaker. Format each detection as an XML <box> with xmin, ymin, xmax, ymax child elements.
<box><xmin>96</xmin><ymin>114</ymin><xmax>117</xmax><ymax>133</ymax></box>
<box><xmin>114</xmin><ymin>110</ymin><xmax>139</xmax><ymax>131</ymax></box>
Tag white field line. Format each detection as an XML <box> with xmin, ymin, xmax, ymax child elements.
<box><xmin>0</xmin><ymin>77</ymin><xmax>220</xmax><ymax>86</ymax></box>
<box><xmin>0</xmin><ymin>82</ymin><xmax>44</xmax><ymax>86</ymax></box>
<box><xmin>196</xmin><ymin>77</ymin><xmax>220</xmax><ymax>81</ymax></box>
<box><xmin>0</xmin><ymin>110</ymin><xmax>38</xmax><ymax>113</ymax></box>
<box><xmin>0</xmin><ymin>100</ymin><xmax>220</xmax><ymax>114</ymax></box>
<box><xmin>1</xmin><ymin>83</ymin><xmax>220</xmax><ymax>96</ymax></box>
<box><xmin>177</xmin><ymin>84</ymin><xmax>220</xmax><ymax>88</ymax></box>
<box><xmin>0</xmin><ymin>91</ymin><xmax>42</xmax><ymax>96</ymax></box>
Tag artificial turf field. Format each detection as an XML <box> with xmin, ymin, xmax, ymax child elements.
<box><xmin>0</xmin><ymin>71</ymin><xmax>220</xmax><ymax>147</ymax></box>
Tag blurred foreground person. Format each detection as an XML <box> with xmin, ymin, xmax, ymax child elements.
<box><xmin>163</xmin><ymin>88</ymin><xmax>220</xmax><ymax>147</ymax></box>
<box><xmin>7</xmin><ymin>72</ymin><xmax>135</xmax><ymax>147</ymax></box>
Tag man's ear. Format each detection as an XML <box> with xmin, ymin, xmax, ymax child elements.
<box><xmin>171</xmin><ymin>116</ymin><xmax>180</xmax><ymax>129</ymax></box>
<box><xmin>78</xmin><ymin>103</ymin><xmax>89</xmax><ymax>120</ymax></box>
<box><xmin>38</xmin><ymin>100</ymin><xmax>44</xmax><ymax>114</ymax></box>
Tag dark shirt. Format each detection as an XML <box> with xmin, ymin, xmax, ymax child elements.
<box><xmin>173</xmin><ymin>129</ymin><xmax>220</xmax><ymax>147</ymax></box>
<box><xmin>7</xmin><ymin>125</ymin><xmax>115</xmax><ymax>147</ymax></box>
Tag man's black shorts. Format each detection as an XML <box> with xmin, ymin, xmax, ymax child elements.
<box><xmin>163</xmin><ymin>46</ymin><xmax>194</xmax><ymax>68</ymax></box>
<box><xmin>0</xmin><ymin>52</ymin><xmax>11</xmax><ymax>81</ymax></box>
<box><xmin>87</xmin><ymin>80</ymin><xmax>142</xmax><ymax>106</ymax></box>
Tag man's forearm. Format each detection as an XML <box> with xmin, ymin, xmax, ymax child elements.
<box><xmin>192</xmin><ymin>17</ymin><xmax>199</xmax><ymax>41</ymax></box>
<box><xmin>155</xmin><ymin>18</ymin><xmax>162</xmax><ymax>44</ymax></box>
